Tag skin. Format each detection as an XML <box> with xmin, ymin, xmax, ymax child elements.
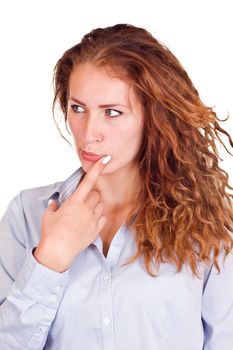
<box><xmin>34</xmin><ymin>157</ymin><xmax>112</xmax><ymax>272</ymax></box>
<box><xmin>34</xmin><ymin>63</ymin><xmax>145</xmax><ymax>269</ymax></box>
<box><xmin>67</xmin><ymin>62</ymin><xmax>144</xmax><ymax>210</ymax></box>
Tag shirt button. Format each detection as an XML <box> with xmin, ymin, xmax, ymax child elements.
<box><xmin>39</xmin><ymin>326</ymin><xmax>47</xmax><ymax>333</ymax></box>
<box><xmin>50</xmin><ymin>294</ymin><xmax>58</xmax><ymax>302</ymax></box>
<box><xmin>53</xmin><ymin>286</ymin><xmax>61</xmax><ymax>294</ymax></box>
<box><xmin>103</xmin><ymin>316</ymin><xmax>111</xmax><ymax>326</ymax></box>
<box><xmin>103</xmin><ymin>273</ymin><xmax>109</xmax><ymax>281</ymax></box>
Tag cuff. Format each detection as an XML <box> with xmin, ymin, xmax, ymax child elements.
<box><xmin>13</xmin><ymin>247</ymin><xmax>70</xmax><ymax>310</ymax></box>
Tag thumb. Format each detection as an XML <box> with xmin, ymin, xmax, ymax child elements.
<box><xmin>47</xmin><ymin>199</ymin><xmax>59</xmax><ymax>212</ymax></box>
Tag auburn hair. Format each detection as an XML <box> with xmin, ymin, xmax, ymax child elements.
<box><xmin>52</xmin><ymin>23</ymin><xmax>233</xmax><ymax>277</ymax></box>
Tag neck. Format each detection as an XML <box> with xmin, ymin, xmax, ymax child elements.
<box><xmin>92</xmin><ymin>164</ymin><xmax>141</xmax><ymax>210</ymax></box>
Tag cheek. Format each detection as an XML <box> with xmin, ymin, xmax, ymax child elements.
<box><xmin>68</xmin><ymin>117</ymin><xmax>76</xmax><ymax>131</ymax></box>
<box><xmin>68</xmin><ymin>118</ymin><xmax>82</xmax><ymax>138</ymax></box>
<box><xmin>110</xmin><ymin>127</ymin><xmax>143</xmax><ymax>158</ymax></box>
<box><xmin>119</xmin><ymin>126</ymin><xmax>143</xmax><ymax>148</ymax></box>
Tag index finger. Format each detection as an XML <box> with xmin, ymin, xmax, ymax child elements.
<box><xmin>73</xmin><ymin>155</ymin><xmax>112</xmax><ymax>202</ymax></box>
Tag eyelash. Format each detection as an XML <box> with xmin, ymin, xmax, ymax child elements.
<box><xmin>70</xmin><ymin>104</ymin><xmax>123</xmax><ymax>118</ymax></box>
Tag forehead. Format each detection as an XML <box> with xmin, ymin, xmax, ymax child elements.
<box><xmin>68</xmin><ymin>63</ymin><xmax>140</xmax><ymax>108</ymax></box>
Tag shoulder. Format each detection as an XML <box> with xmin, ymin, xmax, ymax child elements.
<box><xmin>1</xmin><ymin>181</ymin><xmax>62</xmax><ymax>225</ymax></box>
<box><xmin>20</xmin><ymin>181</ymin><xmax>63</xmax><ymax>203</ymax></box>
<box><xmin>3</xmin><ymin>166</ymin><xmax>84</xmax><ymax>218</ymax></box>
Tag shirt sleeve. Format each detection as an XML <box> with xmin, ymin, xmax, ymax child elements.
<box><xmin>0</xmin><ymin>193</ymin><xmax>70</xmax><ymax>350</ymax></box>
<box><xmin>202</xmin><ymin>249</ymin><xmax>233</xmax><ymax>349</ymax></box>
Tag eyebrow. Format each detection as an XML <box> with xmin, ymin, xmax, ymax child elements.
<box><xmin>68</xmin><ymin>97</ymin><xmax>128</xmax><ymax>108</ymax></box>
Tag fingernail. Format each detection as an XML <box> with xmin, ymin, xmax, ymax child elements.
<box><xmin>102</xmin><ymin>155</ymin><xmax>112</xmax><ymax>164</ymax></box>
<box><xmin>48</xmin><ymin>199</ymin><xmax>53</xmax><ymax>206</ymax></box>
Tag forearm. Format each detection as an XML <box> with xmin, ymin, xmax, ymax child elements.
<box><xmin>0</xmin><ymin>249</ymin><xmax>70</xmax><ymax>350</ymax></box>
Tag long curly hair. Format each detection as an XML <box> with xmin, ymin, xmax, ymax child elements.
<box><xmin>52</xmin><ymin>23</ymin><xmax>233</xmax><ymax>277</ymax></box>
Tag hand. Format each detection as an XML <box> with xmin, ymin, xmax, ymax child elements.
<box><xmin>34</xmin><ymin>155</ymin><xmax>111</xmax><ymax>272</ymax></box>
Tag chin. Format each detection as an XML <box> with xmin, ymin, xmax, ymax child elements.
<box><xmin>81</xmin><ymin>159</ymin><xmax>110</xmax><ymax>172</ymax></box>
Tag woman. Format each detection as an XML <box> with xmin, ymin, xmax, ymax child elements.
<box><xmin>0</xmin><ymin>23</ymin><xmax>233</xmax><ymax>350</ymax></box>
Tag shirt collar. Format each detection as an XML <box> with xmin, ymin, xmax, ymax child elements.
<box><xmin>37</xmin><ymin>166</ymin><xmax>85</xmax><ymax>206</ymax></box>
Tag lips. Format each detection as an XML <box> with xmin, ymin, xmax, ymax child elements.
<box><xmin>83</xmin><ymin>151</ymin><xmax>103</xmax><ymax>156</ymax></box>
<box><xmin>81</xmin><ymin>150</ymin><xmax>105</xmax><ymax>162</ymax></box>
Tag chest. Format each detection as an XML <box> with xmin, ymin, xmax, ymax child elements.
<box><xmin>100</xmin><ymin>216</ymin><xmax>126</xmax><ymax>257</ymax></box>
<box><xmin>46</xmin><ymin>250</ymin><xmax>205</xmax><ymax>350</ymax></box>
<box><xmin>99</xmin><ymin>205</ymin><xmax>132</xmax><ymax>257</ymax></box>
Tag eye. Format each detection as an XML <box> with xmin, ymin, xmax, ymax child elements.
<box><xmin>70</xmin><ymin>104</ymin><xmax>123</xmax><ymax>118</ymax></box>
<box><xmin>106</xmin><ymin>109</ymin><xmax>123</xmax><ymax>118</ymax></box>
<box><xmin>70</xmin><ymin>104</ymin><xmax>85</xmax><ymax>113</ymax></box>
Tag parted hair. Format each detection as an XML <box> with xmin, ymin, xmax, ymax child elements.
<box><xmin>52</xmin><ymin>23</ymin><xmax>233</xmax><ymax>277</ymax></box>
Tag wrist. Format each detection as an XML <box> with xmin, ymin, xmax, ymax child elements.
<box><xmin>33</xmin><ymin>244</ymin><xmax>70</xmax><ymax>273</ymax></box>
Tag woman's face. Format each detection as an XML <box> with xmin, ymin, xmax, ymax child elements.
<box><xmin>67</xmin><ymin>63</ymin><xmax>144</xmax><ymax>175</ymax></box>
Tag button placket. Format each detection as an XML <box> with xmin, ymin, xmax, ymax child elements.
<box><xmin>103</xmin><ymin>316</ymin><xmax>111</xmax><ymax>326</ymax></box>
<box><xmin>100</xmin><ymin>262</ymin><xmax>115</xmax><ymax>348</ymax></box>
<box><xmin>103</xmin><ymin>271</ymin><xmax>110</xmax><ymax>282</ymax></box>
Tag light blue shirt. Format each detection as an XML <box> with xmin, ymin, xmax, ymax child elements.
<box><xmin>0</xmin><ymin>167</ymin><xmax>233</xmax><ymax>350</ymax></box>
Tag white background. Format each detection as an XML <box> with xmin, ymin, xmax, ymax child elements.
<box><xmin>0</xmin><ymin>0</ymin><xmax>232</xmax><ymax>217</ymax></box>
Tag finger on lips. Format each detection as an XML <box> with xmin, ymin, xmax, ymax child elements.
<box><xmin>73</xmin><ymin>155</ymin><xmax>112</xmax><ymax>202</ymax></box>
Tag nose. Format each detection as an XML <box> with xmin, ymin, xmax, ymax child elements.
<box><xmin>82</xmin><ymin>113</ymin><xmax>104</xmax><ymax>144</ymax></box>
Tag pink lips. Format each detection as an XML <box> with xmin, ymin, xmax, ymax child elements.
<box><xmin>81</xmin><ymin>150</ymin><xmax>105</xmax><ymax>162</ymax></box>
